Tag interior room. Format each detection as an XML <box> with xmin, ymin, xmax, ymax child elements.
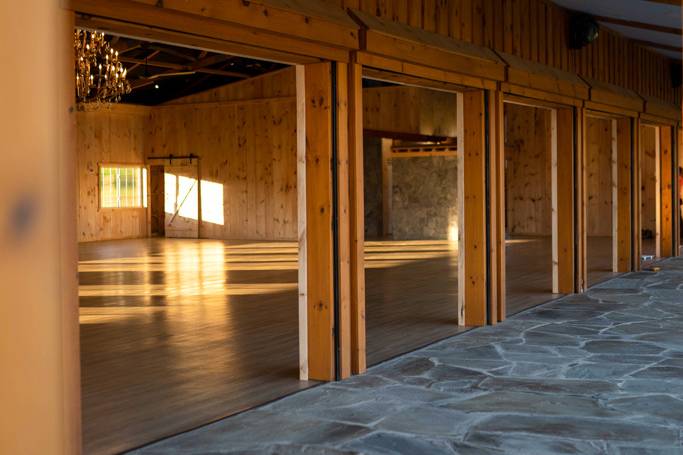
<box><xmin>585</xmin><ymin>116</ymin><xmax>618</xmax><ymax>286</ymax></box>
<box><xmin>75</xmin><ymin>31</ymin><xmax>308</xmax><ymax>455</ymax></box>
<box><xmin>641</xmin><ymin>124</ymin><xmax>660</xmax><ymax>260</ymax></box>
<box><xmin>361</xmin><ymin>79</ymin><xmax>465</xmax><ymax>365</ymax></box>
<box><xmin>503</xmin><ymin>102</ymin><xmax>561</xmax><ymax>315</ymax></box>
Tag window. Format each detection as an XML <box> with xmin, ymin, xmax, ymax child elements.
<box><xmin>99</xmin><ymin>166</ymin><xmax>148</xmax><ymax>208</ymax></box>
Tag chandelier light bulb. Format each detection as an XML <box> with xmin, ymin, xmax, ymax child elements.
<box><xmin>74</xmin><ymin>29</ymin><xmax>131</xmax><ymax>106</ymax></box>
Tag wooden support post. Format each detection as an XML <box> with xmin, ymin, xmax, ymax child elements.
<box><xmin>556</xmin><ymin>108</ymin><xmax>575</xmax><ymax>293</ymax></box>
<box><xmin>616</xmin><ymin>117</ymin><xmax>633</xmax><ymax>272</ymax></box>
<box><xmin>551</xmin><ymin>109</ymin><xmax>559</xmax><ymax>293</ymax></box>
<box><xmin>490</xmin><ymin>90</ymin><xmax>506</xmax><ymax>322</ymax></box>
<box><xmin>460</xmin><ymin>91</ymin><xmax>488</xmax><ymax>326</ymax></box>
<box><xmin>576</xmin><ymin>107</ymin><xmax>588</xmax><ymax>291</ymax></box>
<box><xmin>296</xmin><ymin>62</ymin><xmax>335</xmax><ymax>381</ymax></box>
<box><xmin>660</xmin><ymin>125</ymin><xmax>674</xmax><ymax>257</ymax></box>
<box><xmin>0</xmin><ymin>6</ymin><xmax>81</xmax><ymax>455</ymax></box>
<box><xmin>335</xmin><ymin>62</ymin><xmax>352</xmax><ymax>379</ymax></box>
<box><xmin>673</xmin><ymin>127</ymin><xmax>683</xmax><ymax>256</ymax></box>
<box><xmin>632</xmin><ymin>119</ymin><xmax>642</xmax><ymax>271</ymax></box>
<box><xmin>611</xmin><ymin>119</ymin><xmax>619</xmax><ymax>273</ymax></box>
<box><xmin>655</xmin><ymin>127</ymin><xmax>661</xmax><ymax>258</ymax></box>
<box><xmin>347</xmin><ymin>62</ymin><xmax>366</xmax><ymax>374</ymax></box>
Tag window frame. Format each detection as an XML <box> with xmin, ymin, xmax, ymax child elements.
<box><xmin>98</xmin><ymin>163</ymin><xmax>148</xmax><ymax>210</ymax></box>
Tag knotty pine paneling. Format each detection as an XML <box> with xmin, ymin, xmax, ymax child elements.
<box><xmin>76</xmin><ymin>105</ymin><xmax>151</xmax><ymax>242</ymax></box>
<box><xmin>150</xmin><ymin>97</ymin><xmax>299</xmax><ymax>241</ymax></box>
<box><xmin>641</xmin><ymin>125</ymin><xmax>658</xmax><ymax>234</ymax></box>
<box><xmin>504</xmin><ymin>103</ymin><xmax>552</xmax><ymax>236</ymax></box>
<box><xmin>363</xmin><ymin>85</ymin><xmax>459</xmax><ymax>137</ymax></box>
<box><xmin>586</xmin><ymin>117</ymin><xmax>614</xmax><ymax>237</ymax></box>
<box><xmin>337</xmin><ymin>0</ymin><xmax>679</xmax><ymax>106</ymax></box>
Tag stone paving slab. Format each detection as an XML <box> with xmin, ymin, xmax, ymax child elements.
<box><xmin>130</xmin><ymin>258</ymin><xmax>683</xmax><ymax>454</ymax></box>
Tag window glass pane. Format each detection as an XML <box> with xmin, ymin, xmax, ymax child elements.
<box><xmin>99</xmin><ymin>166</ymin><xmax>145</xmax><ymax>208</ymax></box>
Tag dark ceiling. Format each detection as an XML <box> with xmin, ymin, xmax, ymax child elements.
<box><xmin>105</xmin><ymin>35</ymin><xmax>287</xmax><ymax>105</ymax></box>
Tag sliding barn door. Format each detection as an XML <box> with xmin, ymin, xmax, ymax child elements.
<box><xmin>164</xmin><ymin>163</ymin><xmax>199</xmax><ymax>238</ymax></box>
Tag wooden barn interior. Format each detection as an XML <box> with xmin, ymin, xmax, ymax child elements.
<box><xmin>2</xmin><ymin>1</ymin><xmax>682</xmax><ymax>455</ymax></box>
<box><xmin>361</xmin><ymin>81</ymin><xmax>464</xmax><ymax>364</ymax></box>
<box><xmin>503</xmin><ymin>101</ymin><xmax>560</xmax><ymax>313</ymax></box>
<box><xmin>76</xmin><ymin>39</ymin><xmax>309</xmax><ymax>454</ymax></box>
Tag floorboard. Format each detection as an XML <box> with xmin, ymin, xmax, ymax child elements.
<box><xmin>587</xmin><ymin>235</ymin><xmax>618</xmax><ymax>287</ymax></box>
<box><xmin>505</xmin><ymin>235</ymin><xmax>562</xmax><ymax>316</ymax></box>
<box><xmin>82</xmin><ymin>236</ymin><xmax>584</xmax><ymax>453</ymax></box>
<box><xmin>364</xmin><ymin>240</ymin><xmax>464</xmax><ymax>366</ymax></box>
<box><xmin>79</xmin><ymin>238</ymin><xmax>312</xmax><ymax>455</ymax></box>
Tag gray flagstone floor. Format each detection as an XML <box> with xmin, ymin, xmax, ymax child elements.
<box><xmin>131</xmin><ymin>258</ymin><xmax>683</xmax><ymax>454</ymax></box>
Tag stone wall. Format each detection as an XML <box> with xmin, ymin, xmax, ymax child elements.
<box><xmin>363</xmin><ymin>136</ymin><xmax>383</xmax><ymax>239</ymax></box>
<box><xmin>391</xmin><ymin>155</ymin><xmax>458</xmax><ymax>240</ymax></box>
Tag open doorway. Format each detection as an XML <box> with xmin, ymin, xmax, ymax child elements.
<box><xmin>361</xmin><ymin>78</ymin><xmax>465</xmax><ymax>366</ymax></box>
<box><xmin>503</xmin><ymin>102</ymin><xmax>562</xmax><ymax>315</ymax></box>
<box><xmin>585</xmin><ymin>116</ymin><xmax>618</xmax><ymax>286</ymax></box>
<box><xmin>641</xmin><ymin>124</ymin><xmax>660</xmax><ymax>262</ymax></box>
<box><xmin>76</xmin><ymin>31</ymin><xmax>310</xmax><ymax>454</ymax></box>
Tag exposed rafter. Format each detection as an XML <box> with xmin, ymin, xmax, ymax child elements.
<box><xmin>632</xmin><ymin>39</ymin><xmax>682</xmax><ymax>54</ymax></box>
<box><xmin>119</xmin><ymin>57</ymin><xmax>248</xmax><ymax>78</ymax></box>
<box><xmin>593</xmin><ymin>15</ymin><xmax>681</xmax><ymax>36</ymax></box>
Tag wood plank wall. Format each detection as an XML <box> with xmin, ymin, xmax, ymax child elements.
<box><xmin>337</xmin><ymin>0</ymin><xmax>680</xmax><ymax>105</ymax></box>
<box><xmin>641</xmin><ymin>125</ymin><xmax>658</xmax><ymax>234</ymax></box>
<box><xmin>78</xmin><ymin>72</ymin><xmax>460</xmax><ymax>243</ymax></box>
<box><xmin>76</xmin><ymin>105</ymin><xmax>151</xmax><ymax>242</ymax></box>
<box><xmin>363</xmin><ymin>86</ymin><xmax>459</xmax><ymax>137</ymax></box>
<box><xmin>586</xmin><ymin>117</ymin><xmax>614</xmax><ymax>237</ymax></box>
<box><xmin>149</xmin><ymin>97</ymin><xmax>299</xmax><ymax>241</ymax></box>
<box><xmin>504</xmin><ymin>103</ymin><xmax>552</xmax><ymax>236</ymax></box>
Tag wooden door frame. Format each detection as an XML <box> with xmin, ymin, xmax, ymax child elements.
<box><xmin>584</xmin><ymin>110</ymin><xmax>637</xmax><ymax>277</ymax></box>
<box><xmin>500</xmin><ymin>94</ymin><xmax>575</xmax><ymax>305</ymax></box>
<box><xmin>639</xmin><ymin>121</ymin><xmax>677</xmax><ymax>261</ymax></box>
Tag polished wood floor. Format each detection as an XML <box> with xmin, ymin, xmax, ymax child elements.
<box><xmin>79</xmin><ymin>239</ymin><xmax>310</xmax><ymax>455</ymax></box>
<box><xmin>364</xmin><ymin>240</ymin><xmax>466</xmax><ymax>366</ymax></box>
<box><xmin>81</xmin><ymin>236</ymin><xmax>607</xmax><ymax>453</ymax></box>
<box><xmin>505</xmin><ymin>235</ymin><xmax>562</xmax><ymax>316</ymax></box>
<box><xmin>587</xmin><ymin>235</ymin><xmax>618</xmax><ymax>287</ymax></box>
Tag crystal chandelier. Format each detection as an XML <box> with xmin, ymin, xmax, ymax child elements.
<box><xmin>74</xmin><ymin>30</ymin><xmax>131</xmax><ymax>105</ymax></box>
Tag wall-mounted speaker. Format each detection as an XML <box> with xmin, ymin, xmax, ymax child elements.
<box><xmin>569</xmin><ymin>13</ymin><xmax>599</xmax><ymax>50</ymax></box>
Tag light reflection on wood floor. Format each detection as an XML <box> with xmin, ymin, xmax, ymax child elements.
<box><xmin>79</xmin><ymin>238</ymin><xmax>306</xmax><ymax>455</ymax></box>
<box><xmin>505</xmin><ymin>235</ymin><xmax>563</xmax><ymax>316</ymax></box>
<box><xmin>80</xmin><ymin>236</ymin><xmax>609</xmax><ymax>453</ymax></box>
<box><xmin>364</xmin><ymin>239</ymin><xmax>465</xmax><ymax>366</ymax></box>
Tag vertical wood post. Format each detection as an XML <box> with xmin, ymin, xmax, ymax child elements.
<box><xmin>616</xmin><ymin>117</ymin><xmax>633</xmax><ymax>272</ymax></box>
<box><xmin>575</xmin><ymin>107</ymin><xmax>588</xmax><ymax>291</ymax></box>
<box><xmin>660</xmin><ymin>125</ymin><xmax>674</xmax><ymax>257</ymax></box>
<box><xmin>611</xmin><ymin>119</ymin><xmax>619</xmax><ymax>273</ymax></box>
<box><xmin>490</xmin><ymin>91</ymin><xmax>506</xmax><ymax>322</ymax></box>
<box><xmin>551</xmin><ymin>108</ymin><xmax>559</xmax><ymax>293</ymax></box>
<box><xmin>0</xmin><ymin>5</ymin><xmax>81</xmax><ymax>454</ymax></box>
<box><xmin>677</xmin><ymin>127</ymin><xmax>683</xmax><ymax>256</ymax></box>
<box><xmin>556</xmin><ymin>108</ymin><xmax>575</xmax><ymax>293</ymax></box>
<box><xmin>460</xmin><ymin>91</ymin><xmax>488</xmax><ymax>326</ymax></box>
<box><xmin>296</xmin><ymin>62</ymin><xmax>335</xmax><ymax>381</ymax></box>
<box><xmin>335</xmin><ymin>62</ymin><xmax>352</xmax><ymax>379</ymax></box>
<box><xmin>347</xmin><ymin>62</ymin><xmax>366</xmax><ymax>374</ymax></box>
<box><xmin>632</xmin><ymin>119</ymin><xmax>642</xmax><ymax>271</ymax></box>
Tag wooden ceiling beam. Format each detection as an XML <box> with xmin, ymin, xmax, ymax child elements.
<box><xmin>643</xmin><ymin>0</ymin><xmax>681</xmax><ymax>6</ymax></box>
<box><xmin>593</xmin><ymin>15</ymin><xmax>681</xmax><ymax>35</ymax></box>
<box><xmin>148</xmin><ymin>44</ymin><xmax>197</xmax><ymax>62</ymax></box>
<box><xmin>120</xmin><ymin>56</ymin><xmax>247</xmax><ymax>78</ymax></box>
<box><xmin>632</xmin><ymin>39</ymin><xmax>682</xmax><ymax>53</ymax></box>
<box><xmin>125</xmin><ymin>50</ymin><xmax>160</xmax><ymax>74</ymax></box>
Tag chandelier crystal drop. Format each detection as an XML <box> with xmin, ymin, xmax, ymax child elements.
<box><xmin>75</xmin><ymin>30</ymin><xmax>131</xmax><ymax>105</ymax></box>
